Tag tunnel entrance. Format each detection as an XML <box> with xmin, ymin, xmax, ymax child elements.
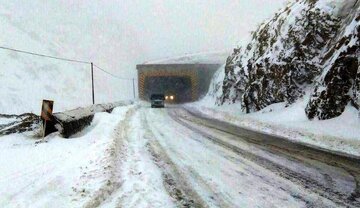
<box><xmin>144</xmin><ymin>76</ymin><xmax>192</xmax><ymax>103</ymax></box>
<box><xmin>137</xmin><ymin>63</ymin><xmax>221</xmax><ymax>102</ymax></box>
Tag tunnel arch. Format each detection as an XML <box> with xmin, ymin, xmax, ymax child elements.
<box><xmin>138</xmin><ymin>69</ymin><xmax>198</xmax><ymax>102</ymax></box>
<box><xmin>136</xmin><ymin>64</ymin><xmax>220</xmax><ymax>103</ymax></box>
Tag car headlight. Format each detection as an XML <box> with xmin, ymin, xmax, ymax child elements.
<box><xmin>170</xmin><ymin>95</ymin><xmax>174</xmax><ymax>100</ymax></box>
<box><xmin>165</xmin><ymin>96</ymin><xmax>169</xmax><ymax>100</ymax></box>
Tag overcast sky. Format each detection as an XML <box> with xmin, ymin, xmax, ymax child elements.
<box><xmin>100</xmin><ymin>0</ymin><xmax>289</xmax><ymax>62</ymax></box>
<box><xmin>2</xmin><ymin>0</ymin><xmax>288</xmax><ymax>76</ymax></box>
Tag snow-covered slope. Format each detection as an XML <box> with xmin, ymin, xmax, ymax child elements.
<box><xmin>143</xmin><ymin>51</ymin><xmax>229</xmax><ymax>65</ymax></box>
<box><xmin>0</xmin><ymin>2</ymin><xmax>134</xmax><ymax>114</ymax></box>
<box><xmin>213</xmin><ymin>0</ymin><xmax>359</xmax><ymax>120</ymax></box>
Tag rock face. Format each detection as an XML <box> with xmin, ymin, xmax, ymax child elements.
<box><xmin>306</xmin><ymin>12</ymin><xmax>360</xmax><ymax>119</ymax></box>
<box><xmin>217</xmin><ymin>0</ymin><xmax>360</xmax><ymax>119</ymax></box>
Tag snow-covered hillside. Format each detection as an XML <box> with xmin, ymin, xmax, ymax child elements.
<box><xmin>0</xmin><ymin>2</ymin><xmax>135</xmax><ymax>114</ymax></box>
<box><xmin>194</xmin><ymin>0</ymin><xmax>360</xmax><ymax>156</ymax></box>
<box><xmin>213</xmin><ymin>0</ymin><xmax>359</xmax><ymax>120</ymax></box>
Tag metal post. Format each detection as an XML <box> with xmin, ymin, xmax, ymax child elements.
<box><xmin>132</xmin><ymin>78</ymin><xmax>136</xmax><ymax>99</ymax></box>
<box><xmin>91</xmin><ymin>62</ymin><xmax>95</xmax><ymax>104</ymax></box>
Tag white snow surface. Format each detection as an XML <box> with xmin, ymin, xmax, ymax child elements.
<box><xmin>0</xmin><ymin>2</ymin><xmax>135</xmax><ymax>115</ymax></box>
<box><xmin>189</xmin><ymin>92</ymin><xmax>360</xmax><ymax>157</ymax></box>
<box><xmin>142</xmin><ymin>106</ymin><xmax>337</xmax><ymax>207</ymax></box>
<box><xmin>143</xmin><ymin>50</ymin><xmax>229</xmax><ymax>65</ymax></box>
<box><xmin>0</xmin><ymin>105</ymin><xmax>134</xmax><ymax>207</ymax></box>
<box><xmin>99</xmin><ymin>109</ymin><xmax>175</xmax><ymax>208</ymax></box>
<box><xmin>0</xmin><ymin>102</ymin><xmax>356</xmax><ymax>207</ymax></box>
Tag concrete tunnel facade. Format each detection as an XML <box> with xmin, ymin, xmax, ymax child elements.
<box><xmin>136</xmin><ymin>64</ymin><xmax>221</xmax><ymax>103</ymax></box>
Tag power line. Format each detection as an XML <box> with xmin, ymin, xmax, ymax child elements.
<box><xmin>0</xmin><ymin>45</ymin><xmax>137</xmax><ymax>104</ymax></box>
<box><xmin>0</xmin><ymin>45</ymin><xmax>136</xmax><ymax>80</ymax></box>
<box><xmin>0</xmin><ymin>46</ymin><xmax>90</xmax><ymax>64</ymax></box>
<box><xmin>93</xmin><ymin>64</ymin><xmax>133</xmax><ymax>80</ymax></box>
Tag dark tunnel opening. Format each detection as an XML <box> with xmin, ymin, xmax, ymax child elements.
<box><xmin>144</xmin><ymin>76</ymin><xmax>192</xmax><ymax>103</ymax></box>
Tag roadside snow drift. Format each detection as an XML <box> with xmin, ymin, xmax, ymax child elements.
<box><xmin>0</xmin><ymin>105</ymin><xmax>133</xmax><ymax>207</ymax></box>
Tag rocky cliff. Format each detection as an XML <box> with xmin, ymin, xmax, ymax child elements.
<box><xmin>216</xmin><ymin>0</ymin><xmax>359</xmax><ymax>119</ymax></box>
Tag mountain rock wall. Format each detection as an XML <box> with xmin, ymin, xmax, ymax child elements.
<box><xmin>217</xmin><ymin>0</ymin><xmax>360</xmax><ymax>119</ymax></box>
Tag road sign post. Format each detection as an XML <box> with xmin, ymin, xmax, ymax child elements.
<box><xmin>41</xmin><ymin>100</ymin><xmax>54</xmax><ymax>139</ymax></box>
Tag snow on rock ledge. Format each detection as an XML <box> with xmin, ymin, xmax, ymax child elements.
<box><xmin>306</xmin><ymin>8</ymin><xmax>360</xmax><ymax>119</ymax></box>
<box><xmin>215</xmin><ymin>0</ymin><xmax>360</xmax><ymax>120</ymax></box>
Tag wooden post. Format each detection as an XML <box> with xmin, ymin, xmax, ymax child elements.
<box><xmin>42</xmin><ymin>120</ymin><xmax>47</xmax><ymax>140</ymax></box>
<box><xmin>40</xmin><ymin>100</ymin><xmax>54</xmax><ymax>139</ymax></box>
<box><xmin>132</xmin><ymin>78</ymin><xmax>136</xmax><ymax>99</ymax></box>
<box><xmin>91</xmin><ymin>62</ymin><xmax>95</xmax><ymax>104</ymax></box>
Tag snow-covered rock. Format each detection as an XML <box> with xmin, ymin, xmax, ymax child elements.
<box><xmin>306</xmin><ymin>3</ymin><xmax>360</xmax><ymax>119</ymax></box>
<box><xmin>215</xmin><ymin>0</ymin><xmax>360</xmax><ymax>120</ymax></box>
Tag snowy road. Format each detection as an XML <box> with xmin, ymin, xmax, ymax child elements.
<box><xmin>1</xmin><ymin>104</ymin><xmax>359</xmax><ymax>208</ymax></box>
<box><xmin>98</xmin><ymin>105</ymin><xmax>360</xmax><ymax>208</ymax></box>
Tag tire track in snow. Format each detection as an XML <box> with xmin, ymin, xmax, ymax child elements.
<box><xmin>146</xmin><ymin>108</ymin><xmax>325</xmax><ymax>207</ymax></box>
<box><xmin>97</xmin><ymin>107</ymin><xmax>175</xmax><ymax>208</ymax></box>
<box><xmin>166</xmin><ymin>111</ymin><xmax>320</xmax><ymax>207</ymax></box>
<box><xmin>169</xmin><ymin>108</ymin><xmax>360</xmax><ymax>207</ymax></box>
<box><xmin>83</xmin><ymin>106</ymin><xmax>137</xmax><ymax>208</ymax></box>
<box><xmin>142</xmin><ymin>109</ymin><xmax>211</xmax><ymax>208</ymax></box>
<box><xmin>180</xmin><ymin>107</ymin><xmax>360</xmax><ymax>203</ymax></box>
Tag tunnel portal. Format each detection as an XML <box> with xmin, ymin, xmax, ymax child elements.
<box><xmin>136</xmin><ymin>64</ymin><xmax>221</xmax><ymax>103</ymax></box>
<box><xmin>145</xmin><ymin>76</ymin><xmax>192</xmax><ymax>103</ymax></box>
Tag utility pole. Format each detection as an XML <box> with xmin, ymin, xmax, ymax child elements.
<box><xmin>132</xmin><ymin>78</ymin><xmax>136</xmax><ymax>100</ymax></box>
<box><xmin>91</xmin><ymin>62</ymin><xmax>95</xmax><ymax>105</ymax></box>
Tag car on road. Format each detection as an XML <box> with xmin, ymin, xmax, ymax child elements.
<box><xmin>165</xmin><ymin>94</ymin><xmax>175</xmax><ymax>103</ymax></box>
<box><xmin>150</xmin><ymin>94</ymin><xmax>165</xmax><ymax>108</ymax></box>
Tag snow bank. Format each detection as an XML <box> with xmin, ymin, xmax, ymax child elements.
<box><xmin>143</xmin><ymin>50</ymin><xmax>229</xmax><ymax>65</ymax></box>
<box><xmin>188</xmin><ymin>94</ymin><xmax>360</xmax><ymax>157</ymax></box>
<box><xmin>0</xmin><ymin>104</ymin><xmax>134</xmax><ymax>207</ymax></box>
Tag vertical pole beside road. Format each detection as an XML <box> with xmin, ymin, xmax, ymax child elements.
<box><xmin>40</xmin><ymin>100</ymin><xmax>53</xmax><ymax>140</ymax></box>
<box><xmin>42</xmin><ymin>120</ymin><xmax>47</xmax><ymax>141</ymax></box>
<box><xmin>132</xmin><ymin>78</ymin><xmax>136</xmax><ymax>100</ymax></box>
<box><xmin>91</xmin><ymin>62</ymin><xmax>95</xmax><ymax>105</ymax></box>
